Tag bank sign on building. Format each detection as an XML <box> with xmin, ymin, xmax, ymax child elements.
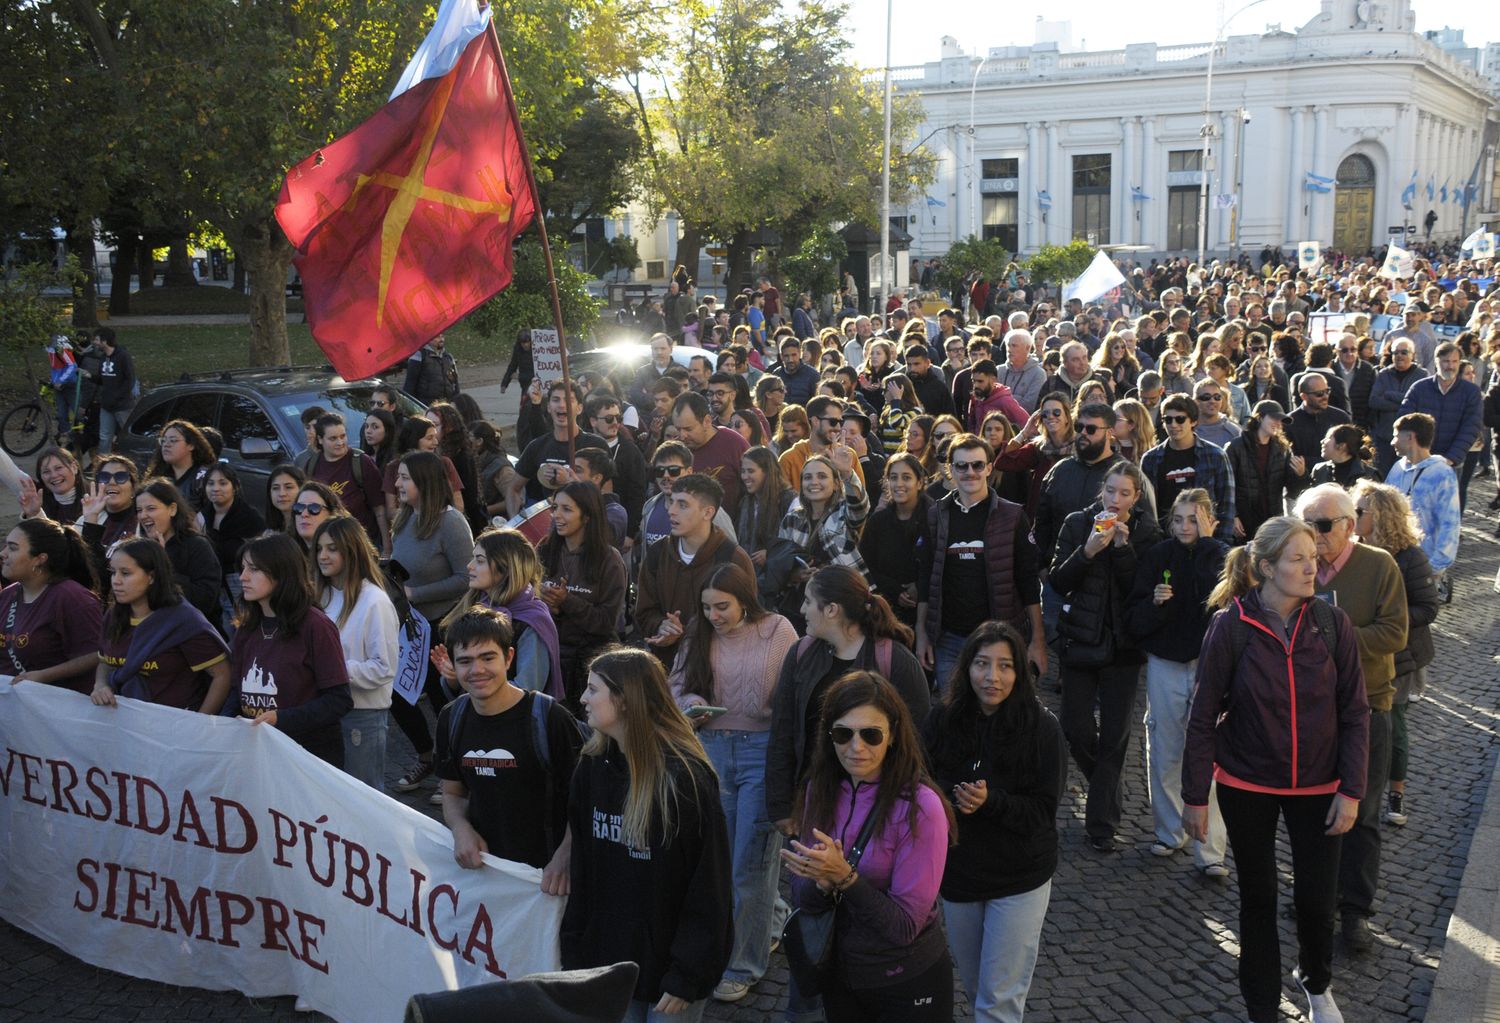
<box><xmin>896</xmin><ymin>0</ymin><xmax>1498</xmax><ymax>260</ymax></box>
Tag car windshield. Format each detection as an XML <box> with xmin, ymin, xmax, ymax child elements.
<box><xmin>275</xmin><ymin>385</ymin><xmax>425</xmax><ymax>449</ymax></box>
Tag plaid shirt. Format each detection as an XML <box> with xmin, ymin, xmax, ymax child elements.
<box><xmin>1140</xmin><ymin>436</ymin><xmax>1236</xmax><ymax>544</ymax></box>
<box><xmin>777</xmin><ymin>475</ymin><xmax>871</xmax><ymax>575</ymax></box>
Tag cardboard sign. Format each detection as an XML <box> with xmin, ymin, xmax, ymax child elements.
<box><xmin>392</xmin><ymin>610</ymin><xmax>431</xmax><ymax>706</ymax></box>
<box><xmin>531</xmin><ymin>328</ymin><xmax>563</xmax><ymax>383</ymax></box>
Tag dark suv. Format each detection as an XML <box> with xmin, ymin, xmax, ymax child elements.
<box><xmin>116</xmin><ymin>367</ymin><xmax>424</xmax><ymax>514</ymax></box>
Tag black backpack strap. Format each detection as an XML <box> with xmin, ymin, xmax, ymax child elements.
<box><xmin>444</xmin><ymin>692</ymin><xmax>472</xmax><ymax>767</ymax></box>
<box><xmin>1306</xmin><ymin>597</ymin><xmax>1339</xmax><ymax>661</ymax></box>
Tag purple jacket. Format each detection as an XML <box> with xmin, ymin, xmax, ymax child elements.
<box><xmin>791</xmin><ymin>779</ymin><xmax>949</xmax><ymax>986</ymax></box>
<box><xmin>1183</xmin><ymin>589</ymin><xmax>1370</xmax><ymax>807</ymax></box>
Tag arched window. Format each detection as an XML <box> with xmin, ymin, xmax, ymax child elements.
<box><xmin>1336</xmin><ymin>154</ymin><xmax>1375</xmax><ymax>188</ymax></box>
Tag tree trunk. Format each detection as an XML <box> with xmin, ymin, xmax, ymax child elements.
<box><xmin>726</xmin><ymin>230</ymin><xmax>752</xmax><ymax>297</ymax></box>
<box><xmin>67</xmin><ymin>225</ymin><xmax>100</xmax><ymax>329</ymax></box>
<box><xmin>109</xmin><ymin>232</ymin><xmax>136</xmax><ymax>316</ymax></box>
<box><xmin>164</xmin><ymin>236</ymin><xmax>197</xmax><ymax>287</ymax></box>
<box><xmin>136</xmin><ymin>244</ymin><xmax>154</xmax><ymax>290</ymax></box>
<box><xmin>240</xmin><ymin>220</ymin><xmax>293</xmax><ymax>366</ymax></box>
<box><xmin>232</xmin><ymin>258</ymin><xmax>247</xmax><ymax>294</ymax></box>
<box><xmin>676</xmin><ymin>224</ymin><xmax>703</xmax><ymax>290</ymax></box>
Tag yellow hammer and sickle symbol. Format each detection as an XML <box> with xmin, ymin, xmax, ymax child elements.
<box><xmin>344</xmin><ymin>68</ymin><xmax>516</xmax><ymax>327</ymax></box>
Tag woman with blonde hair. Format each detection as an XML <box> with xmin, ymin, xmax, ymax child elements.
<box><xmin>312</xmin><ymin>516</ymin><xmax>399</xmax><ymax>789</ymax></box>
<box><xmin>1111</xmin><ymin>398</ymin><xmax>1156</xmax><ymax>465</ymax></box>
<box><xmin>1351</xmin><ymin>480</ymin><xmax>1439</xmax><ymax>828</ymax></box>
<box><xmin>565</xmin><ymin>647</ymin><xmax>733</xmax><ymax>1022</ymax></box>
<box><xmin>1186</xmin><ymin>516</ymin><xmax>1368</xmax><ymax>1023</ymax></box>
<box><xmin>773</xmin><ymin>405</ymin><xmax>811</xmax><ymax>455</ymax></box>
<box><xmin>1090</xmin><ymin>334</ymin><xmax>1139</xmax><ymax>398</ymax></box>
<box><xmin>995</xmin><ymin>393</ymin><xmax>1075</xmax><ymax>517</ymax></box>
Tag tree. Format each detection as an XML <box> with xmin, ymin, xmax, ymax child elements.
<box><xmin>463</xmin><ymin>238</ymin><xmax>601</xmax><ymax>348</ymax></box>
<box><xmin>1025</xmin><ymin>241</ymin><xmax>1097</xmax><ymax>290</ymax></box>
<box><xmin>780</xmin><ymin>225</ymin><xmax>848</xmax><ymax>303</ymax></box>
<box><xmin>943</xmin><ymin>236</ymin><xmax>1011</xmax><ymax>284</ymax></box>
<box><xmin>0</xmin><ymin>257</ymin><xmax>84</xmax><ymax>380</ymax></box>
<box><xmin>538</xmin><ymin>88</ymin><xmax>640</xmax><ymax>239</ymax></box>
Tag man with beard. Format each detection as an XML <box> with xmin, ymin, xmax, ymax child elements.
<box><xmin>964</xmin><ymin>359</ymin><xmax>1028</xmax><ymax>433</ymax></box>
<box><xmin>1032</xmin><ymin>403</ymin><xmax>1145</xmax><ymax>569</ymax></box>
<box><xmin>778</xmin><ymin>395</ymin><xmax>868</xmax><ymax>491</ymax></box>
<box><xmin>1397</xmin><ymin>341</ymin><xmax>1483</xmax><ymax>471</ymax></box>
<box><xmin>1140</xmin><ymin>394</ymin><xmax>1235</xmax><ymax>542</ymax></box>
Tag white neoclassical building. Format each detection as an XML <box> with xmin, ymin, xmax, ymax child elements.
<box><xmin>894</xmin><ymin>0</ymin><xmax>1499</xmax><ymax>260</ymax></box>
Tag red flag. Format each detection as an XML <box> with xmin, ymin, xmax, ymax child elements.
<box><xmin>276</xmin><ymin>26</ymin><xmax>535</xmax><ymax>380</ymax></box>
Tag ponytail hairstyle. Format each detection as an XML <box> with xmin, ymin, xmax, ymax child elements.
<box><xmin>237</xmin><ymin>532</ymin><xmax>315</xmax><ymax>635</ymax></box>
<box><xmin>12</xmin><ymin>517</ymin><xmax>98</xmax><ymax>594</ymax></box>
<box><xmin>1327</xmin><ymin>422</ymin><xmax>1372</xmax><ymax>463</ymax></box>
<box><xmin>806</xmin><ymin>565</ymin><xmax>914</xmax><ymax>648</ymax></box>
<box><xmin>1098</xmin><ymin>459</ymin><xmax>1148</xmax><ymax>508</ymax></box>
<box><xmin>680</xmin><ymin>563</ymin><xmax>766</xmax><ymax>702</ymax></box>
<box><xmin>1170</xmin><ymin>487</ymin><xmax>1218</xmax><ymax>542</ymax></box>
<box><xmin>104</xmin><ymin>538</ymin><xmax>181</xmax><ymax>643</ymax></box>
<box><xmin>581</xmin><ymin>647</ymin><xmax>712</xmax><ymax>851</ymax></box>
<box><xmin>1207</xmin><ymin>515</ymin><xmax>1317</xmax><ymax>609</ymax></box>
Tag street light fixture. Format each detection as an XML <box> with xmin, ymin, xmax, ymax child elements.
<box><xmin>1196</xmin><ymin>0</ymin><xmax>1268</xmax><ymax>268</ymax></box>
<box><xmin>968</xmin><ymin>55</ymin><xmax>993</xmax><ymax>240</ymax></box>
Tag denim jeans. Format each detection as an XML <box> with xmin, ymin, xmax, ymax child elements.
<box><xmin>1144</xmin><ymin>654</ymin><xmax>1226</xmax><ymax>866</ymax></box>
<box><xmin>621</xmin><ymin>999</ymin><xmax>706</xmax><ymax>1023</ymax></box>
<box><xmin>342</xmin><ymin>708</ymin><xmax>389</xmax><ymax>792</ymax></box>
<box><xmin>98</xmin><ymin>406</ymin><xmax>125</xmax><ymax>454</ymax></box>
<box><xmin>942</xmin><ymin>881</ymin><xmax>1052</xmax><ymax>1023</ymax></box>
<box><xmin>934</xmin><ymin>630</ymin><xmax>970</xmax><ymax>695</ymax></box>
<box><xmin>700</xmin><ymin>729</ymin><xmax>780</xmax><ymax>985</ymax></box>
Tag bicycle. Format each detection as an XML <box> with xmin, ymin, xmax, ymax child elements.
<box><xmin>1</xmin><ymin>349</ymin><xmax>79</xmax><ymax>458</ymax></box>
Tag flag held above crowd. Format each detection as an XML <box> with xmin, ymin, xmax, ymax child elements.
<box><xmin>1381</xmin><ymin>241</ymin><xmax>1415</xmax><ymax>279</ymax></box>
<box><xmin>1297</xmin><ymin>241</ymin><xmax>1321</xmax><ymax>271</ymax></box>
<box><xmin>275</xmin><ymin>0</ymin><xmax>537</xmax><ymax>381</ymax></box>
<box><xmin>1062</xmin><ymin>250</ymin><xmax>1126</xmax><ymax>305</ymax></box>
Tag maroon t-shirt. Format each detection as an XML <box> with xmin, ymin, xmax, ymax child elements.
<box><xmin>313</xmin><ymin>451</ymin><xmax>385</xmax><ymax>542</ymax></box>
<box><xmin>229</xmin><ymin>607</ymin><xmax>348</xmax><ymax>718</ymax></box>
<box><xmin>99</xmin><ymin>615</ymin><xmax>227</xmax><ymax>710</ymax></box>
<box><xmin>691</xmin><ymin>426</ymin><xmax>751</xmax><ymax>518</ymax></box>
<box><xmin>0</xmin><ymin>580</ymin><xmax>103</xmax><ymax>693</ymax></box>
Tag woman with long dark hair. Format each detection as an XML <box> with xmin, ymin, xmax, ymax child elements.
<box><xmin>145</xmin><ymin>419</ymin><xmax>217</xmax><ymax>508</ymax></box>
<box><xmin>435</xmin><ymin>527</ymin><xmax>562</xmax><ymax>696</ymax></box>
<box><xmin>564</xmin><ymin>647</ymin><xmax>733</xmax><ymax>1022</ymax></box>
<box><xmin>923</xmin><ymin>621</ymin><xmax>1065</xmax><ymax>1023</ymax></box>
<box><xmin>735</xmin><ymin>446</ymin><xmax>794</xmax><ymax>602</ymax></box>
<box><xmin>229</xmin><ymin>532</ymin><xmax>353</xmax><ymax>765</ymax></box>
<box><xmin>382</xmin><ymin>416</ymin><xmax>465</xmax><ymax>523</ymax></box>
<box><xmin>313</xmin><ymin>517</ymin><xmax>399</xmax><ymax>790</ymax></box>
<box><xmin>784</xmin><ymin>672</ymin><xmax>956</xmax><ymax>1022</ymax></box>
<box><xmin>668</xmin><ymin>564</ymin><xmax>797</xmax><ymax>1003</ymax></box>
<box><xmin>858</xmin><ymin>453</ymin><xmax>929</xmax><ymax>631</ymax></box>
<box><xmin>1226</xmin><ymin>400</ymin><xmax>1297</xmax><ymax>543</ymax></box>
<box><xmin>1049</xmin><ymin>460</ymin><xmax>1162</xmax><ymax>852</ymax></box>
<box><xmin>202</xmin><ymin>462</ymin><xmax>265</xmax><ymax>633</ymax></box>
<box><xmin>362</xmin><ymin>409</ymin><xmax>398</xmax><ymax>471</ymax></box>
<box><xmin>537</xmin><ymin>481</ymin><xmax>627</xmax><ymax>706</ymax></box>
<box><xmin>90</xmin><ymin>538</ymin><xmax>230</xmax><ymax>712</ymax></box>
<box><xmin>427</xmin><ymin>401</ymin><xmax>485</xmax><ymax>533</ymax></box>
<box><xmin>79</xmin><ymin>454</ymin><xmax>141</xmax><ymax>564</ymax></box>
<box><xmin>0</xmin><ymin>517</ymin><xmax>102</xmax><ymax>691</ymax></box>
<box><xmin>135</xmin><ymin>478</ymin><xmax>222</xmax><ymax>624</ymax></box>
<box><xmin>32</xmin><ymin>446</ymin><xmax>86</xmax><ymax>524</ymax></box>
<box><xmin>263</xmin><ymin>464</ymin><xmax>307</xmax><ymax>535</ymax></box>
<box><xmin>898</xmin><ymin>413</ymin><xmax>938</xmax><ymax>480</ymax></box>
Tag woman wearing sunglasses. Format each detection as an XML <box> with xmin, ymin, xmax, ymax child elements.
<box><xmin>79</xmin><ymin>455</ymin><xmax>141</xmax><ymax>564</ymax></box>
<box><xmin>1049</xmin><ymin>461</ymin><xmax>1161</xmax><ymax>853</ymax></box>
<box><xmin>290</xmin><ymin>481</ymin><xmax>347</xmax><ymax>558</ymax></box>
<box><xmin>565</xmin><ymin>647</ymin><xmax>733</xmax><ymax>1023</ymax></box>
<box><xmin>922</xmin><ymin>620</ymin><xmax>1064</xmax><ymax>1023</ymax></box>
<box><xmin>994</xmin><ymin>393</ymin><xmax>1074</xmax><ymax>518</ymax></box>
<box><xmin>782</xmin><ymin>671</ymin><xmax>955</xmax><ymax>1022</ymax></box>
<box><xmin>1184</xmin><ymin>517</ymin><xmax>1367</xmax><ymax>1023</ymax></box>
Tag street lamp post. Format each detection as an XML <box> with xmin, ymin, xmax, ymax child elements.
<box><xmin>1197</xmin><ymin>0</ymin><xmax>1267</xmax><ymax>268</ymax></box>
<box><xmin>878</xmin><ymin>0</ymin><xmax>893</xmax><ymax>317</ymax></box>
<box><xmin>968</xmin><ymin>55</ymin><xmax>992</xmax><ymax>240</ymax></box>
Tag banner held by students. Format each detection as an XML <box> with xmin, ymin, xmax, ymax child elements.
<box><xmin>0</xmin><ymin>679</ymin><xmax>563</xmax><ymax>1022</ymax></box>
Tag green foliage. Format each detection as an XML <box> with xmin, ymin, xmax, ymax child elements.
<box><xmin>1025</xmin><ymin>241</ymin><xmax>1097</xmax><ymax>285</ymax></box>
<box><xmin>781</xmin><ymin>226</ymin><xmax>849</xmax><ymax>301</ymax></box>
<box><xmin>605</xmin><ymin>235</ymin><xmax>642</xmax><ymax>275</ymax></box>
<box><xmin>943</xmin><ymin>236</ymin><xmax>1011</xmax><ymax>283</ymax></box>
<box><xmin>0</xmin><ymin>257</ymin><xmax>84</xmax><ymax>358</ymax></box>
<box><xmin>463</xmin><ymin>239</ymin><xmax>601</xmax><ymax>344</ymax></box>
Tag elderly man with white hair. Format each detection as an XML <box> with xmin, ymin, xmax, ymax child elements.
<box><xmin>998</xmin><ymin>329</ymin><xmax>1047</xmax><ymax>413</ymax></box>
<box><xmin>1041</xmin><ymin>340</ymin><xmax>1093</xmax><ymax>402</ymax></box>
<box><xmin>1293</xmin><ymin>482</ymin><xmax>1407</xmax><ymax>957</ymax></box>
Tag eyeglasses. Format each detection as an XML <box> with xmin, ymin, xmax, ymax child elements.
<box><xmin>1393</xmin><ymin>349</ymin><xmax>1414</xmax><ymax>358</ymax></box>
<box><xmin>708</xmin><ymin>390</ymin><xmax>734</xmax><ymax>400</ymax></box>
<box><xmin>1161</xmin><ymin>414</ymin><xmax>1190</xmax><ymax>425</ymax></box>
<box><xmin>950</xmin><ymin>459</ymin><xmax>988</xmax><ymax>474</ymax></box>
<box><xmin>1338</xmin><ymin>347</ymin><xmax>1357</xmax><ymax>354</ymax></box>
<box><xmin>1039</xmin><ymin>409</ymin><xmax>1064</xmax><ymax>419</ymax></box>
<box><xmin>654</xmin><ymin>465</ymin><xmax>686</xmax><ymax>478</ymax></box>
<box><xmin>97</xmin><ymin>470</ymin><xmax>131</xmax><ymax>485</ymax></box>
<box><xmin>829</xmin><ymin>725</ymin><xmax>887</xmax><ymax>747</ymax></box>
<box><xmin>818</xmin><ymin>417</ymin><xmax>843</xmax><ymax>427</ymax></box>
<box><xmin>1197</xmin><ymin>393</ymin><xmax>1223</xmax><ymax>403</ymax></box>
<box><xmin>1304</xmin><ymin>388</ymin><xmax>1330</xmax><ymax>398</ymax></box>
<box><xmin>1077</xmin><ymin>423</ymin><xmax>1108</xmax><ymax>436</ymax></box>
<box><xmin>292</xmin><ymin>502</ymin><xmax>327</xmax><ymax>516</ymax></box>
<box><xmin>1304</xmin><ymin>516</ymin><xmax>1349</xmax><ymax>533</ymax></box>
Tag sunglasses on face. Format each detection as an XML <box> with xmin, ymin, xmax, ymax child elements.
<box><xmin>818</xmin><ymin>417</ymin><xmax>843</xmax><ymax>428</ymax></box>
<box><xmin>1338</xmin><ymin>347</ymin><xmax>1357</xmax><ymax>354</ymax></box>
<box><xmin>1197</xmin><ymin>393</ymin><xmax>1223</xmax><ymax>402</ymax></box>
<box><xmin>654</xmin><ymin>465</ymin><xmax>686</xmax><ymax>478</ymax></box>
<box><xmin>1304</xmin><ymin>516</ymin><xmax>1348</xmax><ymax>533</ymax></box>
<box><xmin>594</xmin><ymin>414</ymin><xmax>622</xmax><ymax>425</ymax></box>
<box><xmin>97</xmin><ymin>470</ymin><xmax>131</xmax><ymax>485</ymax></box>
<box><xmin>830</xmin><ymin>725</ymin><xmax>887</xmax><ymax>747</ymax></box>
<box><xmin>1305</xmin><ymin>389</ymin><xmax>1330</xmax><ymax>398</ymax></box>
<box><xmin>1040</xmin><ymin>409</ymin><xmax>1064</xmax><ymax>419</ymax></box>
<box><xmin>293</xmin><ymin>502</ymin><xmax>327</xmax><ymax>516</ymax></box>
<box><xmin>950</xmin><ymin>459</ymin><xmax>988</xmax><ymax>474</ymax></box>
<box><xmin>1161</xmin><ymin>414</ymin><xmax>1190</xmax><ymax>425</ymax></box>
<box><xmin>1077</xmin><ymin>423</ymin><xmax>1108</xmax><ymax>436</ymax></box>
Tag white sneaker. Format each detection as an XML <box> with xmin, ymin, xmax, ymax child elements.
<box><xmin>1149</xmin><ymin>841</ymin><xmax>1179</xmax><ymax>857</ymax></box>
<box><xmin>1199</xmin><ymin>862</ymin><xmax>1231</xmax><ymax>879</ymax></box>
<box><xmin>1293</xmin><ymin>968</ymin><xmax>1345</xmax><ymax>1023</ymax></box>
<box><xmin>428</xmin><ymin>790</ymin><xmax>444</xmax><ymax>806</ymax></box>
<box><xmin>713</xmin><ymin>979</ymin><xmax>751</xmax><ymax>1002</ymax></box>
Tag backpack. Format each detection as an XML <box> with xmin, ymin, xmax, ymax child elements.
<box><xmin>1229</xmin><ymin>596</ymin><xmax>1337</xmax><ymax>664</ymax></box>
<box><xmin>444</xmin><ymin>690</ymin><xmax>590</xmax><ymax>853</ymax></box>
<box><xmin>794</xmin><ymin>635</ymin><xmax>895</xmax><ymax>678</ymax></box>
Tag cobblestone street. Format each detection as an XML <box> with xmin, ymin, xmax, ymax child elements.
<box><xmin>5</xmin><ymin>484</ymin><xmax>1499</xmax><ymax>1022</ymax></box>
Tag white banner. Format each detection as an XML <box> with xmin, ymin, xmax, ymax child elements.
<box><xmin>1297</xmin><ymin>241</ymin><xmax>1321</xmax><ymax>271</ymax></box>
<box><xmin>1306</xmin><ymin>311</ymin><xmax>1350</xmax><ymax>345</ymax></box>
<box><xmin>530</xmin><ymin>328</ymin><xmax>563</xmax><ymax>383</ymax></box>
<box><xmin>1381</xmin><ymin>243</ymin><xmax>1415</xmax><ymax>280</ymax></box>
<box><xmin>0</xmin><ymin>680</ymin><xmax>563</xmax><ymax>1022</ymax></box>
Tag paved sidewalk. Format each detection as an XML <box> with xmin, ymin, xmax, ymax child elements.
<box><xmin>3</xmin><ymin>481</ymin><xmax>1499</xmax><ymax>1021</ymax></box>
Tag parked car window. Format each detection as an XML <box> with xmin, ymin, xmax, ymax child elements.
<box><xmin>128</xmin><ymin>397</ymin><xmax>176</xmax><ymax>438</ymax></box>
<box><xmin>173</xmin><ymin>392</ymin><xmax>220</xmax><ymax>435</ymax></box>
<box><xmin>220</xmin><ymin>395</ymin><xmax>283</xmax><ymax>453</ymax></box>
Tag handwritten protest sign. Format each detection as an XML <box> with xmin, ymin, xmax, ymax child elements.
<box><xmin>393</xmin><ymin>610</ymin><xmax>431</xmax><ymax>706</ymax></box>
<box><xmin>0</xmin><ymin>680</ymin><xmax>563</xmax><ymax>1022</ymax></box>
<box><xmin>531</xmin><ymin>328</ymin><xmax>563</xmax><ymax>383</ymax></box>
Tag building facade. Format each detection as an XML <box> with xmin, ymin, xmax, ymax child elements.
<box><xmin>894</xmin><ymin>0</ymin><xmax>1499</xmax><ymax>260</ymax></box>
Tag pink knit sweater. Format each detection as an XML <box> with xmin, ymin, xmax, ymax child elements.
<box><xmin>669</xmin><ymin>614</ymin><xmax>798</xmax><ymax>732</ymax></box>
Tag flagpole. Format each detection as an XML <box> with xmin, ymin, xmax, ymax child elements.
<box><xmin>484</xmin><ymin>21</ymin><xmax>576</xmax><ymax>462</ymax></box>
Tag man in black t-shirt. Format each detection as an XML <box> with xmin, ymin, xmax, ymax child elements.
<box><xmin>436</xmin><ymin>609</ymin><xmax>583</xmax><ymax>894</ymax></box>
<box><xmin>510</xmin><ymin>380</ymin><xmax>607</xmax><ymax>506</ymax></box>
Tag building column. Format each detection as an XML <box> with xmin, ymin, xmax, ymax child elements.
<box><xmin>1215</xmin><ymin>111</ymin><xmax>1233</xmax><ymax>252</ymax></box>
<box><xmin>1140</xmin><ymin>117</ymin><xmax>1156</xmax><ymax>248</ymax></box>
<box><xmin>1115</xmin><ymin>117</ymin><xmax>1133</xmax><ymax>246</ymax></box>
<box><xmin>1285</xmin><ymin>106</ymin><xmax>1305</xmax><ymax>243</ymax></box>
<box><xmin>1024</xmin><ymin>121</ymin><xmax>1041</xmax><ymax>253</ymax></box>
<box><xmin>1439</xmin><ymin>119</ymin><xmax>1454</xmax><ymax>230</ymax></box>
<box><xmin>1045</xmin><ymin>121</ymin><xmax>1061</xmax><ymax>245</ymax></box>
<box><xmin>1310</xmin><ymin>106</ymin><xmax>1329</xmax><ymax>243</ymax></box>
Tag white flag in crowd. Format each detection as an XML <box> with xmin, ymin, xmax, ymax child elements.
<box><xmin>1297</xmin><ymin>242</ymin><xmax>1321</xmax><ymax>271</ymax></box>
<box><xmin>1380</xmin><ymin>243</ymin><xmax>1415</xmax><ymax>279</ymax></box>
<box><xmin>1063</xmin><ymin>251</ymin><xmax>1126</xmax><ymax>305</ymax></box>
